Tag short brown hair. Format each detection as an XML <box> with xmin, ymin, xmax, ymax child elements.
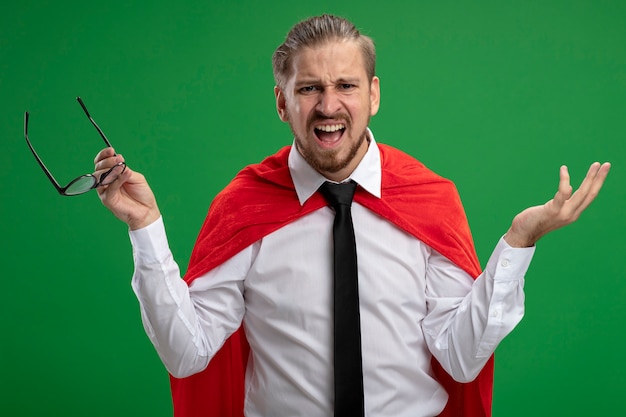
<box><xmin>272</xmin><ymin>14</ymin><xmax>376</xmax><ymax>89</ymax></box>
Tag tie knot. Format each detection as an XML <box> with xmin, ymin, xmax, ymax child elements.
<box><xmin>319</xmin><ymin>180</ymin><xmax>357</xmax><ymax>208</ymax></box>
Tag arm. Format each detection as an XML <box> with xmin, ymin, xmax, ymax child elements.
<box><xmin>130</xmin><ymin>218</ymin><xmax>249</xmax><ymax>378</ymax></box>
<box><xmin>94</xmin><ymin>148</ymin><xmax>247</xmax><ymax>377</ymax></box>
<box><xmin>424</xmin><ymin>162</ymin><xmax>611</xmax><ymax>382</ymax></box>
<box><xmin>423</xmin><ymin>238</ymin><xmax>533</xmax><ymax>383</ymax></box>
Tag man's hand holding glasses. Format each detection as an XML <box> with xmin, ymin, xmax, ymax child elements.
<box><xmin>24</xmin><ymin>97</ymin><xmax>161</xmax><ymax>230</ymax></box>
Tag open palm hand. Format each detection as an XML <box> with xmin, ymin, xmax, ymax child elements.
<box><xmin>504</xmin><ymin>162</ymin><xmax>611</xmax><ymax>247</ymax></box>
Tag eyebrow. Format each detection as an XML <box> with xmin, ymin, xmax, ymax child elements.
<box><xmin>294</xmin><ymin>77</ymin><xmax>361</xmax><ymax>87</ymax></box>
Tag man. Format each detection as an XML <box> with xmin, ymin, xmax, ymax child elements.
<box><xmin>94</xmin><ymin>14</ymin><xmax>610</xmax><ymax>417</ymax></box>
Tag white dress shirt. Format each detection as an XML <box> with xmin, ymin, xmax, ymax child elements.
<box><xmin>130</xmin><ymin>135</ymin><xmax>535</xmax><ymax>417</ymax></box>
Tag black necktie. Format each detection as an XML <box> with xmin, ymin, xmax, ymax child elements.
<box><xmin>319</xmin><ymin>180</ymin><xmax>365</xmax><ymax>417</ymax></box>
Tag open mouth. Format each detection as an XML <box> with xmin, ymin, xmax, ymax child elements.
<box><xmin>314</xmin><ymin>123</ymin><xmax>346</xmax><ymax>145</ymax></box>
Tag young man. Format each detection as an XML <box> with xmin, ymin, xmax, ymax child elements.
<box><xmin>94</xmin><ymin>14</ymin><xmax>610</xmax><ymax>417</ymax></box>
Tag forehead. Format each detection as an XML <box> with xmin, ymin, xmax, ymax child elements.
<box><xmin>289</xmin><ymin>40</ymin><xmax>367</xmax><ymax>82</ymax></box>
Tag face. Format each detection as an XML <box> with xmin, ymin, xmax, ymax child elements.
<box><xmin>275</xmin><ymin>40</ymin><xmax>380</xmax><ymax>182</ymax></box>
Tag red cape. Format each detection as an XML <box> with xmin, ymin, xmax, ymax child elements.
<box><xmin>170</xmin><ymin>144</ymin><xmax>493</xmax><ymax>416</ymax></box>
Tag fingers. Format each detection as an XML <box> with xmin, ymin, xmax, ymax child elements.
<box><xmin>578</xmin><ymin>162</ymin><xmax>611</xmax><ymax>208</ymax></box>
<box><xmin>94</xmin><ymin>147</ymin><xmax>116</xmax><ymax>164</ymax></box>
<box><xmin>93</xmin><ymin>149</ymin><xmax>127</xmax><ymax>197</ymax></box>
<box><xmin>553</xmin><ymin>161</ymin><xmax>611</xmax><ymax>221</ymax></box>
<box><xmin>94</xmin><ymin>150</ymin><xmax>125</xmax><ymax>173</ymax></box>
<box><xmin>97</xmin><ymin>164</ymin><xmax>132</xmax><ymax>197</ymax></box>
<box><xmin>552</xmin><ymin>165</ymin><xmax>573</xmax><ymax>208</ymax></box>
<box><xmin>569</xmin><ymin>162</ymin><xmax>609</xmax><ymax>207</ymax></box>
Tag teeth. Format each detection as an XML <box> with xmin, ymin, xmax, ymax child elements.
<box><xmin>315</xmin><ymin>124</ymin><xmax>345</xmax><ymax>132</ymax></box>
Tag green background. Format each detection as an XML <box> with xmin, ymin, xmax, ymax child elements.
<box><xmin>2</xmin><ymin>1</ymin><xmax>624</xmax><ymax>416</ymax></box>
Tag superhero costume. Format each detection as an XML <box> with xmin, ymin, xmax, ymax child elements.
<box><xmin>170</xmin><ymin>143</ymin><xmax>493</xmax><ymax>417</ymax></box>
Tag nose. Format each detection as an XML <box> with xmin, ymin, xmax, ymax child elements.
<box><xmin>316</xmin><ymin>88</ymin><xmax>342</xmax><ymax>116</ymax></box>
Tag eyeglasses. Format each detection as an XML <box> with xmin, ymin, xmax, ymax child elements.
<box><xmin>24</xmin><ymin>97</ymin><xmax>126</xmax><ymax>196</ymax></box>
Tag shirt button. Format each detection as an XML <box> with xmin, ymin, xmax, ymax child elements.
<box><xmin>501</xmin><ymin>259</ymin><xmax>510</xmax><ymax>267</ymax></box>
<box><xmin>491</xmin><ymin>310</ymin><xmax>500</xmax><ymax>318</ymax></box>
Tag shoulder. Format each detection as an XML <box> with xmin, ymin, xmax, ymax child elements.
<box><xmin>377</xmin><ymin>143</ymin><xmax>456</xmax><ymax>191</ymax></box>
<box><xmin>186</xmin><ymin>146</ymin><xmax>300</xmax><ymax>280</ymax></box>
<box><xmin>213</xmin><ymin>145</ymin><xmax>294</xmax><ymax>205</ymax></box>
<box><xmin>368</xmin><ymin>143</ymin><xmax>480</xmax><ymax>276</ymax></box>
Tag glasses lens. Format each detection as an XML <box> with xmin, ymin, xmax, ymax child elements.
<box><xmin>100</xmin><ymin>162</ymin><xmax>126</xmax><ymax>186</ymax></box>
<box><xmin>65</xmin><ymin>175</ymin><xmax>97</xmax><ymax>196</ymax></box>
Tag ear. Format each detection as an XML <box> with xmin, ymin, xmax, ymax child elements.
<box><xmin>369</xmin><ymin>76</ymin><xmax>380</xmax><ymax>116</ymax></box>
<box><xmin>274</xmin><ymin>85</ymin><xmax>289</xmax><ymax>122</ymax></box>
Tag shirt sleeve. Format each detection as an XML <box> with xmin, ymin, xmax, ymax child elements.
<box><xmin>129</xmin><ymin>216</ymin><xmax>250</xmax><ymax>378</ymax></box>
<box><xmin>422</xmin><ymin>236</ymin><xmax>535</xmax><ymax>383</ymax></box>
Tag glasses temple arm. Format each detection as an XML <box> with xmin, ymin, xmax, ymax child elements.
<box><xmin>23</xmin><ymin>112</ymin><xmax>65</xmax><ymax>193</ymax></box>
<box><xmin>76</xmin><ymin>96</ymin><xmax>113</xmax><ymax>148</ymax></box>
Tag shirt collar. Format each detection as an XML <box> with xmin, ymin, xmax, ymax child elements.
<box><xmin>288</xmin><ymin>128</ymin><xmax>382</xmax><ymax>205</ymax></box>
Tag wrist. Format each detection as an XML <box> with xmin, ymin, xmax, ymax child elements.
<box><xmin>503</xmin><ymin>228</ymin><xmax>536</xmax><ymax>248</ymax></box>
<box><xmin>128</xmin><ymin>209</ymin><xmax>161</xmax><ymax>231</ymax></box>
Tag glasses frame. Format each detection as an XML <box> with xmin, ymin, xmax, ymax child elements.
<box><xmin>24</xmin><ymin>97</ymin><xmax>126</xmax><ymax>196</ymax></box>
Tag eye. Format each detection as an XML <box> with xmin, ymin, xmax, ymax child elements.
<box><xmin>338</xmin><ymin>83</ymin><xmax>355</xmax><ymax>90</ymax></box>
<box><xmin>299</xmin><ymin>85</ymin><xmax>319</xmax><ymax>94</ymax></box>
